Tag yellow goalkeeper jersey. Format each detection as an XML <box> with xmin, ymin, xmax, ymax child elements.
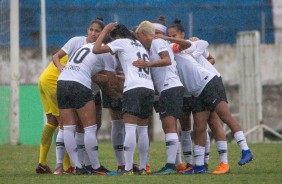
<box><xmin>39</xmin><ymin>55</ymin><xmax>68</xmax><ymax>89</ymax></box>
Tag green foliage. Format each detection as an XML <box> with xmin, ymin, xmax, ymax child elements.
<box><xmin>0</xmin><ymin>142</ymin><xmax>281</xmax><ymax>184</ymax></box>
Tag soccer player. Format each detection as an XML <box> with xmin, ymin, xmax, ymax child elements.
<box><xmin>35</xmin><ymin>18</ymin><xmax>105</xmax><ymax>175</ymax></box>
<box><xmin>159</xmin><ymin>31</ymin><xmax>254</xmax><ymax>175</ymax></box>
<box><xmin>36</xmin><ymin>55</ymin><xmax>72</xmax><ymax>174</ymax></box>
<box><xmin>93</xmin><ymin>23</ymin><xmax>155</xmax><ymax>175</ymax></box>
<box><xmin>133</xmin><ymin>20</ymin><xmax>188</xmax><ymax>175</ymax></box>
<box><xmin>166</xmin><ymin>18</ymin><xmax>254</xmax><ymax>174</ymax></box>
<box><xmin>57</xmin><ymin>42</ymin><xmax>113</xmax><ymax>175</ymax></box>
<box><xmin>95</xmin><ymin>54</ymin><xmax>128</xmax><ymax>173</ymax></box>
<box><xmin>165</xmin><ymin>19</ymin><xmax>230</xmax><ymax>174</ymax></box>
<box><xmin>185</xmin><ymin>37</ymin><xmax>229</xmax><ymax>174</ymax></box>
<box><xmin>152</xmin><ymin>16</ymin><xmax>188</xmax><ymax>173</ymax></box>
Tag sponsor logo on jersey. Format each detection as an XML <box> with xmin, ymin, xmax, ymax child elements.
<box><xmin>67</xmin><ymin>65</ymin><xmax>80</xmax><ymax>71</ymax></box>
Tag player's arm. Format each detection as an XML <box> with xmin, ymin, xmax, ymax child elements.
<box><xmin>52</xmin><ymin>49</ymin><xmax>67</xmax><ymax>73</ymax></box>
<box><xmin>206</xmin><ymin>54</ymin><xmax>215</xmax><ymax>65</ymax></box>
<box><xmin>133</xmin><ymin>51</ymin><xmax>171</xmax><ymax>68</ymax></box>
<box><xmin>155</xmin><ymin>34</ymin><xmax>191</xmax><ymax>51</ymax></box>
<box><xmin>93</xmin><ymin>23</ymin><xmax>116</xmax><ymax>54</ymax></box>
<box><xmin>201</xmin><ymin>46</ymin><xmax>216</xmax><ymax>65</ymax></box>
<box><xmin>188</xmin><ymin>37</ymin><xmax>210</xmax><ymax>60</ymax></box>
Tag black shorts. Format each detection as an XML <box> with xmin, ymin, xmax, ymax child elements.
<box><xmin>57</xmin><ymin>80</ymin><xmax>94</xmax><ymax>109</ymax></box>
<box><xmin>94</xmin><ymin>91</ymin><xmax>102</xmax><ymax>106</ymax></box>
<box><xmin>182</xmin><ymin>96</ymin><xmax>196</xmax><ymax>112</ymax></box>
<box><xmin>122</xmin><ymin>87</ymin><xmax>154</xmax><ymax>119</ymax></box>
<box><xmin>102</xmin><ymin>92</ymin><xmax>122</xmax><ymax>111</ymax></box>
<box><xmin>157</xmin><ymin>86</ymin><xmax>184</xmax><ymax>119</ymax></box>
<box><xmin>194</xmin><ymin>76</ymin><xmax>227</xmax><ymax>113</ymax></box>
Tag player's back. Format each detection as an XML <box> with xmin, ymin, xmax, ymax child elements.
<box><xmin>58</xmin><ymin>43</ymin><xmax>105</xmax><ymax>89</ymax></box>
<box><xmin>175</xmin><ymin>52</ymin><xmax>215</xmax><ymax>97</ymax></box>
<box><xmin>107</xmin><ymin>38</ymin><xmax>154</xmax><ymax>92</ymax></box>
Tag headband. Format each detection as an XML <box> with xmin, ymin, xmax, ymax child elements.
<box><xmin>153</xmin><ymin>23</ymin><xmax>167</xmax><ymax>34</ymax></box>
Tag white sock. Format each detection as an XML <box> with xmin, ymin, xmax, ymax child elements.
<box><xmin>234</xmin><ymin>131</ymin><xmax>249</xmax><ymax>150</ymax></box>
<box><xmin>216</xmin><ymin>141</ymin><xmax>228</xmax><ymax>164</ymax></box>
<box><xmin>165</xmin><ymin>133</ymin><xmax>179</xmax><ymax>164</ymax></box>
<box><xmin>84</xmin><ymin>125</ymin><xmax>100</xmax><ymax>169</ymax></box>
<box><xmin>111</xmin><ymin>120</ymin><xmax>125</xmax><ymax>166</ymax></box>
<box><xmin>181</xmin><ymin>130</ymin><xmax>193</xmax><ymax>164</ymax></box>
<box><xmin>63</xmin><ymin>125</ymin><xmax>81</xmax><ymax>168</ymax></box>
<box><xmin>175</xmin><ymin>141</ymin><xmax>182</xmax><ymax>165</ymax></box>
<box><xmin>75</xmin><ymin>132</ymin><xmax>85</xmax><ymax>165</ymax></box>
<box><xmin>56</xmin><ymin>129</ymin><xmax>64</xmax><ymax>165</ymax></box>
<box><xmin>204</xmin><ymin>130</ymin><xmax>210</xmax><ymax>164</ymax></box>
<box><xmin>194</xmin><ymin>145</ymin><xmax>205</xmax><ymax>166</ymax></box>
<box><xmin>137</xmin><ymin>125</ymin><xmax>149</xmax><ymax>170</ymax></box>
<box><xmin>75</xmin><ymin>132</ymin><xmax>91</xmax><ymax>166</ymax></box>
<box><xmin>124</xmin><ymin>123</ymin><xmax>137</xmax><ymax>171</ymax></box>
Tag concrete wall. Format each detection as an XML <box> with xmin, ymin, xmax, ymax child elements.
<box><xmin>1</xmin><ymin>44</ymin><xmax>281</xmax><ymax>141</ymax></box>
<box><xmin>273</xmin><ymin>0</ymin><xmax>282</xmax><ymax>44</ymax></box>
<box><xmin>1</xmin><ymin>44</ymin><xmax>282</xmax><ymax>85</ymax></box>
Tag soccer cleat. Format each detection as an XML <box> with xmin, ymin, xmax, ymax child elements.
<box><xmin>107</xmin><ymin>171</ymin><xmax>118</xmax><ymax>175</ymax></box>
<box><xmin>53</xmin><ymin>166</ymin><xmax>64</xmax><ymax>175</ymax></box>
<box><xmin>181</xmin><ymin>165</ymin><xmax>207</xmax><ymax>174</ymax></box>
<box><xmin>146</xmin><ymin>164</ymin><xmax>152</xmax><ymax>174</ymax></box>
<box><xmin>35</xmin><ymin>163</ymin><xmax>52</xmax><ymax>174</ymax></box>
<box><xmin>133</xmin><ymin>163</ymin><xmax>139</xmax><ymax>173</ymax></box>
<box><xmin>116</xmin><ymin>163</ymin><xmax>139</xmax><ymax>174</ymax></box>
<box><xmin>186</xmin><ymin>163</ymin><xmax>194</xmax><ymax>169</ymax></box>
<box><xmin>212</xmin><ymin>162</ymin><xmax>230</xmax><ymax>175</ymax></box>
<box><xmin>117</xmin><ymin>165</ymin><xmax>125</xmax><ymax>174</ymax></box>
<box><xmin>118</xmin><ymin>169</ymin><xmax>134</xmax><ymax>176</ymax></box>
<box><xmin>74</xmin><ymin>167</ymin><xmax>87</xmax><ymax>175</ymax></box>
<box><xmin>85</xmin><ymin>165</ymin><xmax>93</xmax><ymax>173</ymax></box>
<box><xmin>92</xmin><ymin>165</ymin><xmax>111</xmax><ymax>175</ymax></box>
<box><xmin>138</xmin><ymin>169</ymin><xmax>147</xmax><ymax>175</ymax></box>
<box><xmin>176</xmin><ymin>163</ymin><xmax>187</xmax><ymax>173</ymax></box>
<box><xmin>205</xmin><ymin>163</ymin><xmax>209</xmax><ymax>172</ymax></box>
<box><xmin>238</xmin><ymin>149</ymin><xmax>254</xmax><ymax>165</ymax></box>
<box><xmin>181</xmin><ymin>163</ymin><xmax>193</xmax><ymax>172</ymax></box>
<box><xmin>63</xmin><ymin>166</ymin><xmax>75</xmax><ymax>174</ymax></box>
<box><xmin>154</xmin><ymin>163</ymin><xmax>177</xmax><ymax>175</ymax></box>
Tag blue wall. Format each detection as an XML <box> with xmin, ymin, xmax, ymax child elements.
<box><xmin>18</xmin><ymin>0</ymin><xmax>273</xmax><ymax>47</ymax></box>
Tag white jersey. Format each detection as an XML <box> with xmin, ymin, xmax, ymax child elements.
<box><xmin>174</xmin><ymin>51</ymin><xmax>216</xmax><ymax>97</ymax></box>
<box><xmin>61</xmin><ymin>36</ymin><xmax>87</xmax><ymax>57</ymax></box>
<box><xmin>186</xmin><ymin>40</ymin><xmax>221</xmax><ymax>77</ymax></box>
<box><xmin>149</xmin><ymin>38</ymin><xmax>183</xmax><ymax>93</ymax></box>
<box><xmin>58</xmin><ymin>43</ymin><xmax>106</xmax><ymax>89</ymax></box>
<box><xmin>107</xmin><ymin>38</ymin><xmax>154</xmax><ymax>92</ymax></box>
<box><xmin>104</xmin><ymin>54</ymin><xmax>123</xmax><ymax>74</ymax></box>
<box><xmin>198</xmin><ymin>55</ymin><xmax>221</xmax><ymax>77</ymax></box>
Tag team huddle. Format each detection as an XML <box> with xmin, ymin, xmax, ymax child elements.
<box><xmin>35</xmin><ymin>16</ymin><xmax>254</xmax><ymax>176</ymax></box>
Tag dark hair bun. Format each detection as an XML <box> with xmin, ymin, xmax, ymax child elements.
<box><xmin>155</xmin><ymin>15</ymin><xmax>166</xmax><ymax>26</ymax></box>
<box><xmin>96</xmin><ymin>16</ymin><xmax>104</xmax><ymax>22</ymax></box>
<box><xmin>174</xmin><ymin>18</ymin><xmax>181</xmax><ymax>25</ymax></box>
<box><xmin>159</xmin><ymin>16</ymin><xmax>166</xmax><ymax>22</ymax></box>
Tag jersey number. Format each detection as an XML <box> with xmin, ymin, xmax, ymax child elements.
<box><xmin>69</xmin><ymin>47</ymin><xmax>90</xmax><ymax>64</ymax></box>
<box><xmin>137</xmin><ymin>52</ymin><xmax>150</xmax><ymax>75</ymax></box>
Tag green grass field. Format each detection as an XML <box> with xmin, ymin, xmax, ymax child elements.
<box><xmin>0</xmin><ymin>142</ymin><xmax>281</xmax><ymax>184</ymax></box>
